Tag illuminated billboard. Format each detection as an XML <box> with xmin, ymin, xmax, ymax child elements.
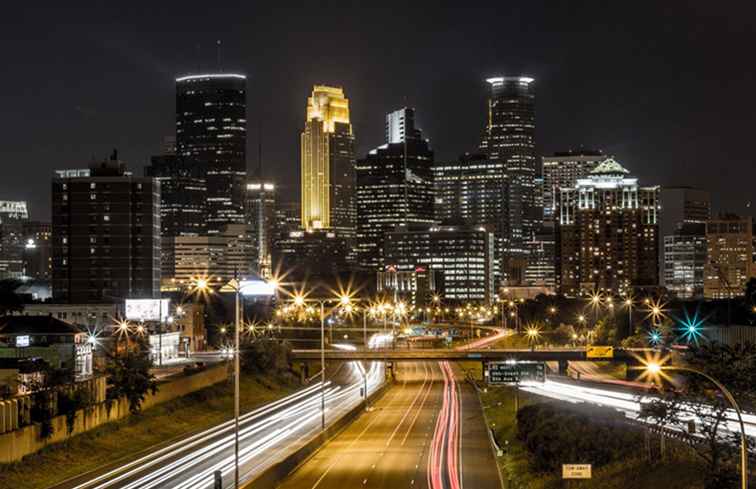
<box><xmin>238</xmin><ymin>280</ymin><xmax>275</xmax><ymax>297</ymax></box>
<box><xmin>125</xmin><ymin>299</ymin><xmax>171</xmax><ymax>321</ymax></box>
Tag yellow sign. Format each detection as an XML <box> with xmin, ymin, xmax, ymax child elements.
<box><xmin>562</xmin><ymin>464</ymin><xmax>592</xmax><ymax>479</ymax></box>
<box><xmin>586</xmin><ymin>346</ymin><xmax>614</xmax><ymax>359</ymax></box>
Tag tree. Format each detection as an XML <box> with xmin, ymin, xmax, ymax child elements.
<box><xmin>550</xmin><ymin>324</ymin><xmax>576</xmax><ymax>346</ymax></box>
<box><xmin>23</xmin><ymin>364</ymin><xmax>75</xmax><ymax>440</ymax></box>
<box><xmin>241</xmin><ymin>338</ymin><xmax>292</xmax><ymax>375</ymax></box>
<box><xmin>105</xmin><ymin>342</ymin><xmax>158</xmax><ymax>415</ymax></box>
<box><xmin>0</xmin><ymin>279</ymin><xmax>23</xmax><ymax>316</ymax></box>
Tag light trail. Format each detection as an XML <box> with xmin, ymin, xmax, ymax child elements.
<box><xmin>519</xmin><ymin>379</ymin><xmax>756</xmax><ymax>439</ymax></box>
<box><xmin>428</xmin><ymin>362</ymin><xmax>461</xmax><ymax>489</ymax></box>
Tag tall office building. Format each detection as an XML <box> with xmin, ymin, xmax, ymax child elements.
<box><xmin>52</xmin><ymin>156</ymin><xmax>161</xmax><ymax>303</ymax></box>
<box><xmin>245</xmin><ymin>180</ymin><xmax>276</xmax><ymax>278</ymax></box>
<box><xmin>356</xmin><ymin>108</ymin><xmax>435</xmax><ymax>269</ymax></box>
<box><xmin>433</xmin><ymin>153</ymin><xmax>506</xmax><ymax>284</ymax></box>
<box><xmin>300</xmin><ymin>85</ymin><xmax>355</xmax><ymax>230</ymax></box>
<box><xmin>22</xmin><ymin>221</ymin><xmax>52</xmax><ymax>281</ymax></box>
<box><xmin>704</xmin><ymin>216</ymin><xmax>754</xmax><ymax>299</ymax></box>
<box><xmin>556</xmin><ymin>158</ymin><xmax>660</xmax><ymax>296</ymax></box>
<box><xmin>384</xmin><ymin>224</ymin><xmax>495</xmax><ymax>304</ymax></box>
<box><xmin>480</xmin><ymin>76</ymin><xmax>538</xmax><ymax>284</ymax></box>
<box><xmin>175</xmin><ymin>74</ymin><xmax>247</xmax><ymax>234</ymax></box>
<box><xmin>541</xmin><ymin>150</ymin><xmax>605</xmax><ymax>226</ymax></box>
<box><xmin>658</xmin><ymin>187</ymin><xmax>710</xmax><ymax>286</ymax></box>
<box><xmin>664</xmin><ymin>223</ymin><xmax>707</xmax><ymax>299</ymax></box>
<box><xmin>0</xmin><ymin>201</ymin><xmax>29</xmax><ymax>279</ymax></box>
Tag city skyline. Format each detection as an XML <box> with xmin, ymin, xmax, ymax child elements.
<box><xmin>2</xmin><ymin>3</ymin><xmax>755</xmax><ymax>221</ymax></box>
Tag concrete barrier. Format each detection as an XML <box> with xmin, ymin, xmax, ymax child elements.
<box><xmin>242</xmin><ymin>381</ymin><xmax>391</xmax><ymax>489</ymax></box>
<box><xmin>0</xmin><ymin>363</ymin><xmax>231</xmax><ymax>463</ymax></box>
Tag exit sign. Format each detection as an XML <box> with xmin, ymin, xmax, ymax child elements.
<box><xmin>487</xmin><ymin>362</ymin><xmax>545</xmax><ymax>384</ymax></box>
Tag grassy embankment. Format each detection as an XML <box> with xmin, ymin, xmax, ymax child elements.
<box><xmin>0</xmin><ymin>373</ymin><xmax>296</xmax><ymax>489</ymax></box>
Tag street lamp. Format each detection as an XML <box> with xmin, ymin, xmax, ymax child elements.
<box><xmin>644</xmin><ymin>362</ymin><xmax>749</xmax><ymax>489</ymax></box>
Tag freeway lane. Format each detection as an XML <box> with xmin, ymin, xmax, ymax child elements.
<box><xmin>278</xmin><ymin>361</ymin><xmax>500</xmax><ymax>489</ymax></box>
<box><xmin>52</xmin><ymin>361</ymin><xmax>385</xmax><ymax>489</ymax></box>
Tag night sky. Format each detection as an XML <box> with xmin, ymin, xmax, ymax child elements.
<box><xmin>2</xmin><ymin>2</ymin><xmax>754</xmax><ymax>220</ymax></box>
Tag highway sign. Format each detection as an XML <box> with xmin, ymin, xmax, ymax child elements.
<box><xmin>586</xmin><ymin>346</ymin><xmax>614</xmax><ymax>359</ymax></box>
<box><xmin>487</xmin><ymin>361</ymin><xmax>545</xmax><ymax>384</ymax></box>
<box><xmin>562</xmin><ymin>464</ymin><xmax>592</xmax><ymax>479</ymax></box>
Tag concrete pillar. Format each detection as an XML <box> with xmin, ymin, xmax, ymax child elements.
<box><xmin>558</xmin><ymin>360</ymin><xmax>569</xmax><ymax>376</ymax></box>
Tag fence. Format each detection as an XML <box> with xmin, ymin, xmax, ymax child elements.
<box><xmin>704</xmin><ymin>325</ymin><xmax>756</xmax><ymax>346</ymax></box>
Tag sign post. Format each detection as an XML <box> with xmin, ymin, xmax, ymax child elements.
<box><xmin>562</xmin><ymin>464</ymin><xmax>591</xmax><ymax>480</ymax></box>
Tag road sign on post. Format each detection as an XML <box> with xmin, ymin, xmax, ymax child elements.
<box><xmin>562</xmin><ymin>464</ymin><xmax>591</xmax><ymax>479</ymax></box>
<box><xmin>586</xmin><ymin>346</ymin><xmax>614</xmax><ymax>359</ymax></box>
<box><xmin>487</xmin><ymin>361</ymin><xmax>545</xmax><ymax>384</ymax></box>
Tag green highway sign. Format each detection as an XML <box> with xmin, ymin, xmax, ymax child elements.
<box><xmin>487</xmin><ymin>361</ymin><xmax>545</xmax><ymax>384</ymax></box>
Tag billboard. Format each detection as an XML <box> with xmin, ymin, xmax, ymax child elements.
<box><xmin>125</xmin><ymin>299</ymin><xmax>171</xmax><ymax>321</ymax></box>
<box><xmin>238</xmin><ymin>280</ymin><xmax>276</xmax><ymax>297</ymax></box>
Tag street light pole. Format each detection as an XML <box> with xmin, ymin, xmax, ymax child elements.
<box><xmin>234</xmin><ymin>284</ymin><xmax>240</xmax><ymax>489</ymax></box>
<box><xmin>320</xmin><ymin>301</ymin><xmax>325</xmax><ymax>431</ymax></box>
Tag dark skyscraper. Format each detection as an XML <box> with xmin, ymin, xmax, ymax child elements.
<box><xmin>52</xmin><ymin>155</ymin><xmax>161</xmax><ymax>303</ymax></box>
<box><xmin>356</xmin><ymin>108</ymin><xmax>435</xmax><ymax>269</ymax></box>
<box><xmin>480</xmin><ymin>76</ymin><xmax>537</xmax><ymax>285</ymax></box>
<box><xmin>245</xmin><ymin>180</ymin><xmax>277</xmax><ymax>278</ymax></box>
<box><xmin>175</xmin><ymin>74</ymin><xmax>247</xmax><ymax>234</ymax></box>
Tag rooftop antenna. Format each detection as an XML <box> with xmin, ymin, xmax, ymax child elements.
<box><xmin>195</xmin><ymin>43</ymin><xmax>201</xmax><ymax>74</ymax></box>
<box><xmin>258</xmin><ymin>121</ymin><xmax>263</xmax><ymax>179</ymax></box>
<box><xmin>216</xmin><ymin>40</ymin><xmax>222</xmax><ymax>72</ymax></box>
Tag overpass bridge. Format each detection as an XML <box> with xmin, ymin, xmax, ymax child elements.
<box><xmin>291</xmin><ymin>347</ymin><xmax>650</xmax><ymax>377</ymax></box>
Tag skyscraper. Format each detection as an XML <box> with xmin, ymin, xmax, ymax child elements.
<box><xmin>245</xmin><ymin>181</ymin><xmax>276</xmax><ymax>278</ymax></box>
<box><xmin>541</xmin><ymin>150</ymin><xmax>605</xmax><ymax>226</ymax></box>
<box><xmin>664</xmin><ymin>223</ymin><xmax>707</xmax><ymax>299</ymax></box>
<box><xmin>658</xmin><ymin>187</ymin><xmax>711</xmax><ymax>286</ymax></box>
<box><xmin>480</xmin><ymin>76</ymin><xmax>538</xmax><ymax>284</ymax></box>
<box><xmin>52</xmin><ymin>155</ymin><xmax>161</xmax><ymax>303</ymax></box>
<box><xmin>0</xmin><ymin>201</ymin><xmax>29</xmax><ymax>279</ymax></box>
<box><xmin>175</xmin><ymin>74</ymin><xmax>247</xmax><ymax>234</ymax></box>
<box><xmin>300</xmin><ymin>85</ymin><xmax>355</xmax><ymax>230</ymax></box>
<box><xmin>356</xmin><ymin>108</ymin><xmax>435</xmax><ymax>269</ymax></box>
<box><xmin>556</xmin><ymin>158</ymin><xmax>660</xmax><ymax>296</ymax></box>
<box><xmin>704</xmin><ymin>216</ymin><xmax>754</xmax><ymax>299</ymax></box>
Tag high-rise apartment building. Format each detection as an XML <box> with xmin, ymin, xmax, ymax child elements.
<box><xmin>480</xmin><ymin>76</ymin><xmax>538</xmax><ymax>284</ymax></box>
<box><xmin>384</xmin><ymin>224</ymin><xmax>495</xmax><ymax>304</ymax></box>
<box><xmin>556</xmin><ymin>158</ymin><xmax>660</xmax><ymax>296</ymax></box>
<box><xmin>175</xmin><ymin>74</ymin><xmax>247</xmax><ymax>234</ymax></box>
<box><xmin>245</xmin><ymin>180</ymin><xmax>276</xmax><ymax>278</ymax></box>
<box><xmin>433</xmin><ymin>153</ymin><xmax>506</xmax><ymax>284</ymax></box>
<box><xmin>658</xmin><ymin>187</ymin><xmax>710</xmax><ymax>286</ymax></box>
<box><xmin>52</xmin><ymin>156</ymin><xmax>161</xmax><ymax>303</ymax></box>
<box><xmin>664</xmin><ymin>223</ymin><xmax>707</xmax><ymax>299</ymax></box>
<box><xmin>0</xmin><ymin>201</ymin><xmax>29</xmax><ymax>279</ymax></box>
<box><xmin>300</xmin><ymin>85</ymin><xmax>355</xmax><ymax>230</ymax></box>
<box><xmin>541</xmin><ymin>150</ymin><xmax>605</xmax><ymax>226</ymax></box>
<box><xmin>704</xmin><ymin>216</ymin><xmax>754</xmax><ymax>299</ymax></box>
<box><xmin>356</xmin><ymin>108</ymin><xmax>435</xmax><ymax>269</ymax></box>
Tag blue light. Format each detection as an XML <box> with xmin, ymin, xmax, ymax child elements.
<box><xmin>675</xmin><ymin>306</ymin><xmax>707</xmax><ymax>346</ymax></box>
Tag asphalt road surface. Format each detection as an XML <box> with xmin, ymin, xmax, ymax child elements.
<box><xmin>278</xmin><ymin>361</ymin><xmax>500</xmax><ymax>489</ymax></box>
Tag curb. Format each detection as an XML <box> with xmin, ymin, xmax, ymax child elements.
<box><xmin>241</xmin><ymin>380</ymin><xmax>392</xmax><ymax>489</ymax></box>
<box><xmin>468</xmin><ymin>377</ymin><xmax>507</xmax><ymax>489</ymax></box>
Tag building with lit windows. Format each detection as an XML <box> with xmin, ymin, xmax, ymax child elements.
<box><xmin>384</xmin><ymin>224</ymin><xmax>495</xmax><ymax>304</ymax></box>
<box><xmin>433</xmin><ymin>153</ymin><xmax>505</xmax><ymax>285</ymax></box>
<box><xmin>22</xmin><ymin>221</ymin><xmax>52</xmax><ymax>281</ymax></box>
<box><xmin>272</xmin><ymin>228</ymin><xmax>355</xmax><ymax>281</ymax></box>
<box><xmin>542</xmin><ymin>150</ymin><xmax>605</xmax><ymax>227</ymax></box>
<box><xmin>664</xmin><ymin>223</ymin><xmax>707</xmax><ymax>299</ymax></box>
<box><xmin>0</xmin><ymin>201</ymin><xmax>29</xmax><ymax>279</ymax></box>
<box><xmin>479</xmin><ymin>76</ymin><xmax>538</xmax><ymax>284</ymax></box>
<box><xmin>245</xmin><ymin>181</ymin><xmax>276</xmax><ymax>277</ymax></box>
<box><xmin>356</xmin><ymin>108</ymin><xmax>435</xmax><ymax>269</ymax></box>
<box><xmin>175</xmin><ymin>74</ymin><xmax>247</xmax><ymax>234</ymax></box>
<box><xmin>658</xmin><ymin>186</ymin><xmax>710</xmax><ymax>287</ymax></box>
<box><xmin>704</xmin><ymin>216</ymin><xmax>754</xmax><ymax>299</ymax></box>
<box><xmin>555</xmin><ymin>158</ymin><xmax>660</xmax><ymax>296</ymax></box>
<box><xmin>300</xmin><ymin>85</ymin><xmax>355</xmax><ymax>230</ymax></box>
<box><xmin>52</xmin><ymin>156</ymin><xmax>161</xmax><ymax>303</ymax></box>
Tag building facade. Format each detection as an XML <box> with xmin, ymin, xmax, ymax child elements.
<box><xmin>658</xmin><ymin>187</ymin><xmax>710</xmax><ymax>286</ymax></box>
<box><xmin>245</xmin><ymin>181</ymin><xmax>277</xmax><ymax>278</ymax></box>
<box><xmin>52</xmin><ymin>157</ymin><xmax>161</xmax><ymax>303</ymax></box>
<box><xmin>479</xmin><ymin>76</ymin><xmax>538</xmax><ymax>284</ymax></box>
<box><xmin>664</xmin><ymin>223</ymin><xmax>707</xmax><ymax>299</ymax></box>
<box><xmin>556</xmin><ymin>158</ymin><xmax>660</xmax><ymax>296</ymax></box>
<box><xmin>356</xmin><ymin>108</ymin><xmax>435</xmax><ymax>269</ymax></box>
<box><xmin>384</xmin><ymin>224</ymin><xmax>495</xmax><ymax>304</ymax></box>
<box><xmin>541</xmin><ymin>150</ymin><xmax>605</xmax><ymax>227</ymax></box>
<box><xmin>22</xmin><ymin>221</ymin><xmax>52</xmax><ymax>281</ymax></box>
<box><xmin>704</xmin><ymin>216</ymin><xmax>754</xmax><ymax>299</ymax></box>
<box><xmin>175</xmin><ymin>74</ymin><xmax>247</xmax><ymax>234</ymax></box>
<box><xmin>300</xmin><ymin>85</ymin><xmax>355</xmax><ymax>230</ymax></box>
<box><xmin>272</xmin><ymin>228</ymin><xmax>355</xmax><ymax>281</ymax></box>
<box><xmin>0</xmin><ymin>201</ymin><xmax>29</xmax><ymax>279</ymax></box>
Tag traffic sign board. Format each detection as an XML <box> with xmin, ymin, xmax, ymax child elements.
<box><xmin>487</xmin><ymin>361</ymin><xmax>545</xmax><ymax>384</ymax></box>
<box><xmin>586</xmin><ymin>346</ymin><xmax>614</xmax><ymax>359</ymax></box>
<box><xmin>562</xmin><ymin>464</ymin><xmax>591</xmax><ymax>479</ymax></box>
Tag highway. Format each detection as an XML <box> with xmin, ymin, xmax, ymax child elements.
<box><xmin>53</xmin><ymin>360</ymin><xmax>385</xmax><ymax>489</ymax></box>
<box><xmin>278</xmin><ymin>361</ymin><xmax>500</xmax><ymax>489</ymax></box>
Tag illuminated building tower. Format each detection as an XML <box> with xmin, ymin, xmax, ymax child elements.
<box><xmin>480</xmin><ymin>76</ymin><xmax>537</xmax><ymax>285</ymax></box>
<box><xmin>52</xmin><ymin>155</ymin><xmax>161</xmax><ymax>303</ymax></box>
<box><xmin>0</xmin><ymin>201</ymin><xmax>29</xmax><ymax>279</ymax></box>
<box><xmin>175</xmin><ymin>74</ymin><xmax>247</xmax><ymax>234</ymax></box>
<box><xmin>556</xmin><ymin>158</ymin><xmax>660</xmax><ymax>296</ymax></box>
<box><xmin>245</xmin><ymin>180</ymin><xmax>276</xmax><ymax>278</ymax></box>
<box><xmin>542</xmin><ymin>150</ymin><xmax>605</xmax><ymax>227</ymax></box>
<box><xmin>356</xmin><ymin>108</ymin><xmax>435</xmax><ymax>269</ymax></box>
<box><xmin>22</xmin><ymin>221</ymin><xmax>52</xmax><ymax>281</ymax></box>
<box><xmin>300</xmin><ymin>85</ymin><xmax>355</xmax><ymax>230</ymax></box>
<box><xmin>704</xmin><ymin>215</ymin><xmax>754</xmax><ymax>299</ymax></box>
<box><xmin>658</xmin><ymin>186</ymin><xmax>710</xmax><ymax>286</ymax></box>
